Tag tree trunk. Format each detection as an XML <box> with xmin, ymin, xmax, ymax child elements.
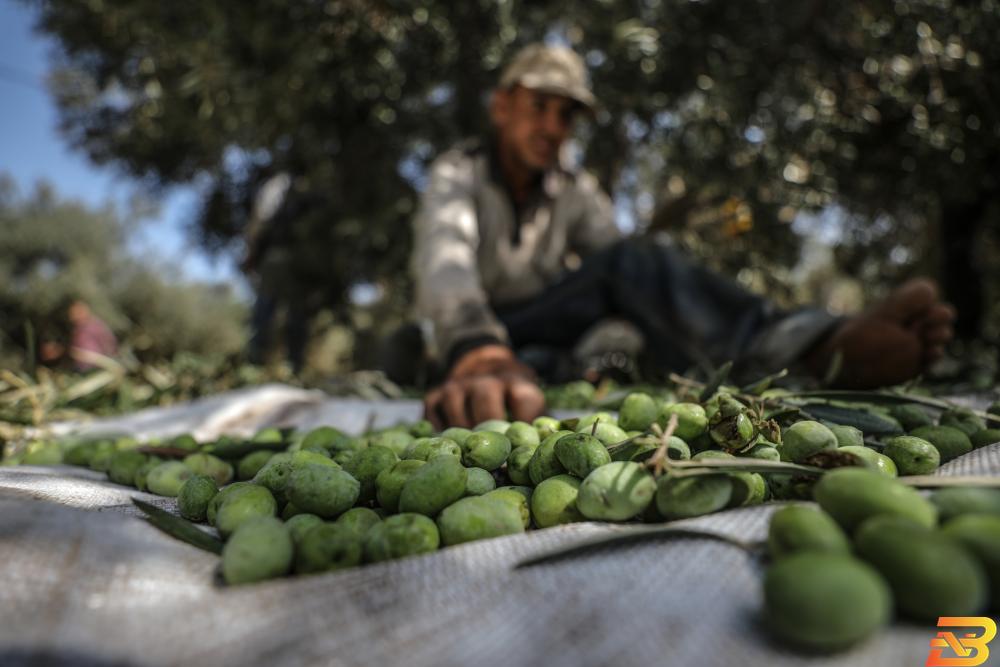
<box><xmin>940</xmin><ymin>199</ymin><xmax>986</xmax><ymax>339</ymax></box>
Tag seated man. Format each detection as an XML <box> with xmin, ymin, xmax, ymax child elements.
<box><xmin>412</xmin><ymin>43</ymin><xmax>955</xmax><ymax>428</ymax></box>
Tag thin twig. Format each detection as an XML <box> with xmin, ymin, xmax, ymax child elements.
<box><xmin>646</xmin><ymin>413</ymin><xmax>679</xmax><ymax>477</ymax></box>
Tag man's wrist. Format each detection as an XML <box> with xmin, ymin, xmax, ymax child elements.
<box><xmin>449</xmin><ymin>341</ymin><xmax>534</xmax><ymax>380</ymax></box>
<box><xmin>447</xmin><ymin>336</ymin><xmax>506</xmax><ymax>372</ymax></box>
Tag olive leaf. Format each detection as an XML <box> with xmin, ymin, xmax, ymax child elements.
<box><xmin>794</xmin><ymin>403</ymin><xmax>903</xmax><ymax>435</ymax></box>
<box><xmin>204</xmin><ymin>439</ymin><xmax>286</xmax><ymax>460</ymax></box>
<box><xmin>662</xmin><ymin>458</ymin><xmax>825</xmax><ymax>478</ymax></box>
<box><xmin>740</xmin><ymin>368</ymin><xmax>789</xmax><ymax>395</ymax></box>
<box><xmin>762</xmin><ymin>406</ymin><xmax>801</xmax><ymax>422</ymax></box>
<box><xmin>821</xmin><ymin>349</ymin><xmax>843</xmax><ymax>386</ymax></box>
<box><xmin>135</xmin><ymin>445</ymin><xmax>195</xmax><ymax>459</ymax></box>
<box><xmin>559</xmin><ymin>417</ymin><xmax>580</xmax><ymax>431</ymax></box>
<box><xmin>788</xmin><ymin>390</ymin><xmax>1000</xmax><ymax>426</ymax></box>
<box><xmin>605</xmin><ymin>433</ymin><xmax>643</xmax><ymax>456</ymax></box>
<box><xmin>699</xmin><ymin>360</ymin><xmax>733</xmax><ymax>403</ymax></box>
<box><xmin>132</xmin><ymin>498</ymin><xmax>223</xmax><ymax>554</ymax></box>
<box><xmin>516</xmin><ymin>524</ymin><xmax>761</xmax><ymax>568</ymax></box>
<box><xmin>786</xmin><ymin>389</ymin><xmax>942</xmax><ymax>407</ymax></box>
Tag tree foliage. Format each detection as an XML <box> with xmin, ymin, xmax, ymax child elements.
<box><xmin>26</xmin><ymin>0</ymin><xmax>1000</xmax><ymax>348</ymax></box>
<box><xmin>0</xmin><ymin>175</ymin><xmax>247</xmax><ymax>370</ymax></box>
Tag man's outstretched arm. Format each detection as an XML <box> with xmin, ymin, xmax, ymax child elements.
<box><xmin>412</xmin><ymin>151</ymin><xmax>546</xmax><ymax>428</ymax></box>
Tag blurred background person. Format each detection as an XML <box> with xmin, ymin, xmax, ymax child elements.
<box><xmin>39</xmin><ymin>299</ymin><xmax>118</xmax><ymax>372</ymax></box>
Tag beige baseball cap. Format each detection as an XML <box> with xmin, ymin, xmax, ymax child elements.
<box><xmin>498</xmin><ymin>43</ymin><xmax>596</xmax><ymax>109</ymax></box>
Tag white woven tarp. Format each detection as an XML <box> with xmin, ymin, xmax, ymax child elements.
<box><xmin>2</xmin><ymin>386</ymin><xmax>999</xmax><ymax>667</ymax></box>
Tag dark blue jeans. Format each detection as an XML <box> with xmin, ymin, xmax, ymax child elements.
<box><xmin>494</xmin><ymin>238</ymin><xmax>837</xmax><ymax>382</ymax></box>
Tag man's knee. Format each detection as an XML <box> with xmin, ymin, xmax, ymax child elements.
<box><xmin>597</xmin><ymin>236</ymin><xmax>675</xmax><ymax>285</ymax></box>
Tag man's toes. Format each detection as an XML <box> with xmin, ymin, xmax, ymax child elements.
<box><xmin>874</xmin><ymin>278</ymin><xmax>940</xmax><ymax>324</ymax></box>
<box><xmin>912</xmin><ymin>301</ymin><xmax>957</xmax><ymax>332</ymax></box>
<box><xmin>924</xmin><ymin>344</ymin><xmax>946</xmax><ymax>364</ymax></box>
<box><xmin>923</xmin><ymin>323</ymin><xmax>953</xmax><ymax>346</ymax></box>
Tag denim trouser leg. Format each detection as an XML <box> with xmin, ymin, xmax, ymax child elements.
<box><xmin>494</xmin><ymin>238</ymin><xmax>840</xmax><ymax>381</ymax></box>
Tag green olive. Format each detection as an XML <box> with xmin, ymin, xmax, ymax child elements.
<box><xmin>285</xmin><ymin>513</ymin><xmax>324</xmax><ymax>545</ymax></box>
<box><xmin>659</xmin><ymin>403</ymin><xmax>708</xmax><ymax>441</ymax></box>
<box><xmin>941</xmin><ymin>513</ymin><xmax>1000</xmax><ymax>606</ymax></box>
<box><xmin>403</xmin><ymin>437</ymin><xmax>462</xmax><ymax>462</ymax></box>
<box><xmin>221</xmin><ymin>517</ymin><xmax>292</xmax><ymax>585</ymax></box>
<box><xmin>299</xmin><ymin>426</ymin><xmax>348</xmax><ymax>451</ymax></box>
<box><xmin>576</xmin><ymin>462</ymin><xmax>656</xmax><ymax>521</ymax></box>
<box><xmin>182</xmin><ymin>452</ymin><xmax>234</xmax><ymax>486</ymax></box>
<box><xmin>888</xmin><ymin>404</ymin><xmax>934</xmax><ymax>431</ymax></box>
<box><xmin>528</xmin><ymin>430</ymin><xmax>573</xmax><ymax>485</ymax></box>
<box><xmin>294</xmin><ymin>523</ymin><xmax>363</xmax><ymax>574</ymax></box>
<box><xmin>531</xmin><ymin>417</ymin><xmax>561</xmax><ymax>441</ymax></box>
<box><xmin>375</xmin><ymin>459</ymin><xmax>426</xmax><ymax>514</ymax></box>
<box><xmin>436</xmin><ymin>496</ymin><xmax>524</xmax><ymax>546</ymax></box>
<box><xmin>107</xmin><ymin>450</ymin><xmax>147</xmax><ymax>487</ymax></box>
<box><xmin>930</xmin><ymin>487</ymin><xmax>1000</xmax><ymax>523</ymax></box>
<box><xmin>364</xmin><ymin>513</ymin><xmax>440</xmax><ymax>563</ymax></box>
<box><xmin>397</xmin><ymin>456</ymin><xmax>467</xmax><ymax>517</ymax></box>
<box><xmin>473</xmin><ymin>419</ymin><xmax>511</xmax><ymax>434</ymax></box>
<box><xmin>335</xmin><ymin>507</ymin><xmax>383</xmax><ymax>538</ymax></box>
<box><xmin>505</xmin><ymin>421</ymin><xmax>541</xmax><ymax>450</ymax></box>
<box><xmin>215</xmin><ymin>484</ymin><xmax>278</xmax><ymax>538</ymax></box>
<box><xmin>655</xmin><ymin>474</ymin><xmax>732</xmax><ymax>520</ymax></box>
<box><xmin>826</xmin><ymin>424</ymin><xmax>864</xmax><ymax>448</ymax></box>
<box><xmin>855</xmin><ymin>514</ymin><xmax>987</xmax><ymax>620</ymax></box>
<box><xmin>909</xmin><ymin>425</ymin><xmax>972</xmax><ymax>463</ymax></box>
<box><xmin>461</xmin><ymin>431</ymin><xmax>511</xmax><ymax>471</ymax></box>
<box><xmin>177</xmin><ymin>474</ymin><xmax>218</xmax><ymax>522</ymax></box>
<box><xmin>838</xmin><ymin>446</ymin><xmax>896</xmax><ymax>477</ymax></box>
<box><xmin>464</xmin><ymin>467</ymin><xmax>497</xmax><ymax>496</ymax></box>
<box><xmin>764</xmin><ymin>552</ymin><xmax>891</xmax><ymax>651</ymax></box>
<box><xmin>882</xmin><ymin>436</ymin><xmax>940</xmax><ymax>475</ymax></box>
<box><xmin>484</xmin><ymin>487</ymin><xmax>532</xmax><ymax>528</ymax></box>
<box><xmin>767</xmin><ymin>505</ymin><xmax>851</xmax><ymax>559</ymax></box>
<box><xmin>440</xmin><ymin>427</ymin><xmax>473</xmax><ymax>447</ymax></box>
<box><xmin>506</xmin><ymin>445</ymin><xmax>537</xmax><ymax>486</ymax></box>
<box><xmin>367</xmin><ymin>429</ymin><xmax>414</xmax><ymax>457</ymax></box>
<box><xmin>813</xmin><ymin>467</ymin><xmax>937</xmax><ymax>533</ymax></box>
<box><xmin>409</xmin><ymin>420</ymin><xmax>435</xmax><ymax>438</ymax></box>
<box><xmin>781</xmin><ymin>421</ymin><xmax>838</xmax><ymax>463</ymax></box>
<box><xmin>237</xmin><ymin>450</ymin><xmax>274</xmax><ymax>481</ymax></box>
<box><xmin>286</xmin><ymin>463</ymin><xmax>360</xmax><ymax>519</ymax></box>
<box><xmin>146</xmin><ymin>461</ymin><xmax>194</xmax><ymax>497</ymax></box>
<box><xmin>970</xmin><ymin>428</ymin><xmax>1000</xmax><ymax>449</ymax></box>
<box><xmin>939</xmin><ymin>408</ymin><xmax>987</xmax><ymax>437</ymax></box>
<box><xmin>531</xmin><ymin>475</ymin><xmax>584</xmax><ymax>528</ymax></box>
<box><xmin>617</xmin><ymin>392</ymin><xmax>659</xmax><ymax>432</ymax></box>
<box><xmin>554</xmin><ymin>433</ymin><xmax>611</xmax><ymax>479</ymax></box>
<box><xmin>343</xmin><ymin>446</ymin><xmax>399</xmax><ymax>505</ymax></box>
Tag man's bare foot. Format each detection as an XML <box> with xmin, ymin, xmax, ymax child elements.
<box><xmin>805</xmin><ymin>278</ymin><xmax>956</xmax><ymax>388</ymax></box>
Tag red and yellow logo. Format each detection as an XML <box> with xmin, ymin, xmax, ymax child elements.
<box><xmin>927</xmin><ymin>617</ymin><xmax>997</xmax><ymax>667</ymax></box>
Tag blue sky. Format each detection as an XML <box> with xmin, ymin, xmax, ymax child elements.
<box><xmin>0</xmin><ymin>0</ymin><xmax>244</xmax><ymax>292</ymax></box>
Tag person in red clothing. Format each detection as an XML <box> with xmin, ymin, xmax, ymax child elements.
<box><xmin>67</xmin><ymin>300</ymin><xmax>118</xmax><ymax>371</ymax></box>
<box><xmin>40</xmin><ymin>300</ymin><xmax>119</xmax><ymax>371</ymax></box>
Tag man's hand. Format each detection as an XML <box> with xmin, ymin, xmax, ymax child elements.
<box><xmin>424</xmin><ymin>344</ymin><xmax>546</xmax><ymax>429</ymax></box>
